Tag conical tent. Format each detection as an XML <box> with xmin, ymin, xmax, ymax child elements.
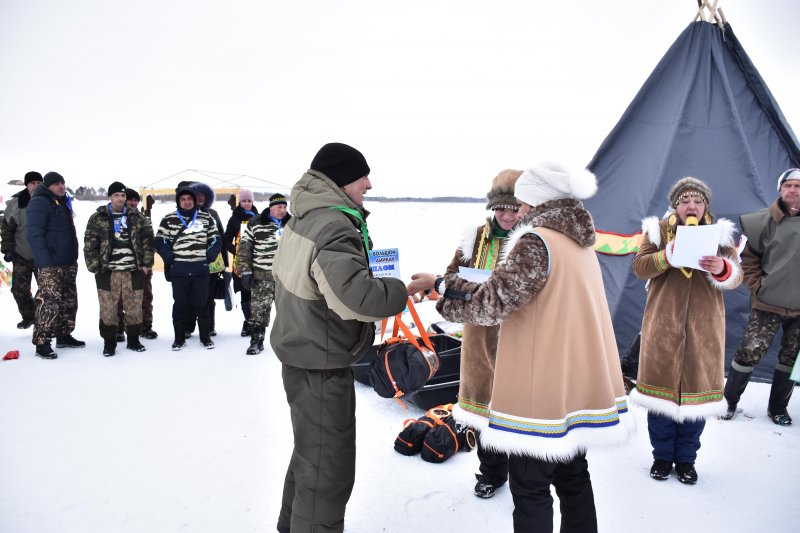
<box><xmin>585</xmin><ymin>20</ymin><xmax>800</xmax><ymax>382</ymax></box>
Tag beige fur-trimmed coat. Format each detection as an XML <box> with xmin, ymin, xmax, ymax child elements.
<box><xmin>630</xmin><ymin>217</ymin><xmax>742</xmax><ymax>421</ymax></box>
<box><xmin>437</xmin><ymin>199</ymin><xmax>633</xmax><ymax>460</ymax></box>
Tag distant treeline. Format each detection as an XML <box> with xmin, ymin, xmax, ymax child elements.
<box><xmin>70</xmin><ymin>188</ymin><xmax>483</xmax><ymax>205</ymax></box>
<box><xmin>368</xmin><ymin>197</ymin><xmax>484</xmax><ymax>203</ymax></box>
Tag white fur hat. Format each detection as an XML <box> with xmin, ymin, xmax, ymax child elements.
<box><xmin>514</xmin><ymin>162</ymin><xmax>598</xmax><ymax>207</ymax></box>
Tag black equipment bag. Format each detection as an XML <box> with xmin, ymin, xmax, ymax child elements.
<box><xmin>367</xmin><ymin>298</ymin><xmax>439</xmax><ymax>405</ymax></box>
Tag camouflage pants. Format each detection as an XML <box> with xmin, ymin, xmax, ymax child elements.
<box><xmin>32</xmin><ymin>263</ymin><xmax>78</xmax><ymax>345</ymax></box>
<box><xmin>249</xmin><ymin>277</ymin><xmax>275</xmax><ymax>343</ymax></box>
<box><xmin>733</xmin><ymin>308</ymin><xmax>800</xmax><ymax>369</ymax></box>
<box><xmin>117</xmin><ymin>269</ymin><xmax>153</xmax><ymax>327</ymax></box>
<box><xmin>99</xmin><ymin>270</ymin><xmax>144</xmax><ymax>328</ymax></box>
<box><xmin>10</xmin><ymin>255</ymin><xmax>37</xmax><ymax>322</ymax></box>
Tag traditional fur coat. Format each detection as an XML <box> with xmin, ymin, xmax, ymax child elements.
<box><xmin>445</xmin><ymin>219</ymin><xmax>506</xmax><ymax>431</ymax></box>
<box><xmin>437</xmin><ymin>198</ymin><xmax>633</xmax><ymax>460</ymax></box>
<box><xmin>630</xmin><ymin>216</ymin><xmax>742</xmax><ymax>421</ymax></box>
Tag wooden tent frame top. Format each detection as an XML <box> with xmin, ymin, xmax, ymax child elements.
<box><xmin>694</xmin><ymin>0</ymin><xmax>728</xmax><ymax>28</ymax></box>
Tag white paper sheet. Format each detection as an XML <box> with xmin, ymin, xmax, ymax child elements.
<box><xmin>670</xmin><ymin>224</ymin><xmax>723</xmax><ymax>271</ymax></box>
<box><xmin>458</xmin><ymin>266</ymin><xmax>492</xmax><ymax>283</ymax></box>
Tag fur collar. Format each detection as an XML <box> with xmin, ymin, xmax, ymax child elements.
<box><xmin>641</xmin><ymin>216</ymin><xmax>737</xmax><ymax>249</ymax></box>
<box><xmin>11</xmin><ymin>188</ymin><xmax>31</xmax><ymax>209</ymax></box>
<box><xmin>457</xmin><ymin>219</ymin><xmax>492</xmax><ymax>265</ymax></box>
<box><xmin>501</xmin><ymin>198</ymin><xmax>595</xmax><ymax>261</ymax></box>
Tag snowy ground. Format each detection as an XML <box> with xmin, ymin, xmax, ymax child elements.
<box><xmin>1</xmin><ymin>199</ymin><xmax>797</xmax><ymax>532</ymax></box>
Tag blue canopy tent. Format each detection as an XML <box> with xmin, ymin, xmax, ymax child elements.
<box><xmin>585</xmin><ymin>15</ymin><xmax>800</xmax><ymax>382</ymax></box>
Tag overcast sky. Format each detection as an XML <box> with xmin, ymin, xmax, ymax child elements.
<box><xmin>1</xmin><ymin>0</ymin><xmax>798</xmax><ymax>197</ymax></box>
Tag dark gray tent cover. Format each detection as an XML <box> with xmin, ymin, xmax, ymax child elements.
<box><xmin>585</xmin><ymin>21</ymin><xmax>800</xmax><ymax>382</ymax></box>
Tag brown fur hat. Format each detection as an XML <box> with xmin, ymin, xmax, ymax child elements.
<box><xmin>668</xmin><ymin>176</ymin><xmax>711</xmax><ymax>208</ymax></box>
<box><xmin>486</xmin><ymin>169</ymin><xmax>523</xmax><ymax>210</ymax></box>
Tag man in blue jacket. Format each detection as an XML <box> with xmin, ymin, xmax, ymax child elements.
<box><xmin>26</xmin><ymin>172</ymin><xmax>85</xmax><ymax>359</ymax></box>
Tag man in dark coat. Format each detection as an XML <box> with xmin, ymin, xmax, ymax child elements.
<box><xmin>1</xmin><ymin>171</ymin><xmax>42</xmax><ymax>328</ymax></box>
<box><xmin>26</xmin><ymin>171</ymin><xmax>85</xmax><ymax>359</ymax></box>
<box><xmin>155</xmin><ymin>186</ymin><xmax>222</xmax><ymax>350</ymax></box>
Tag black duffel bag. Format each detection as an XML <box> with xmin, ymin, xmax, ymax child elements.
<box><xmin>420</xmin><ymin>415</ymin><xmax>476</xmax><ymax>464</ymax></box>
<box><xmin>368</xmin><ymin>299</ymin><xmax>439</xmax><ymax>405</ymax></box>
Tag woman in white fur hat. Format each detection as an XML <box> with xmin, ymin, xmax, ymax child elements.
<box><xmin>631</xmin><ymin>176</ymin><xmax>742</xmax><ymax>485</ymax></box>
<box><xmin>410</xmin><ymin>161</ymin><xmax>633</xmax><ymax>533</ymax></box>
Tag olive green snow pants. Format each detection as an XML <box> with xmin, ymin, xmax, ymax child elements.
<box><xmin>278</xmin><ymin>364</ymin><xmax>356</xmax><ymax>533</ymax></box>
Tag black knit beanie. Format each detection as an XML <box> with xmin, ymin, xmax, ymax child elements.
<box><xmin>24</xmin><ymin>171</ymin><xmax>43</xmax><ymax>185</ymax></box>
<box><xmin>269</xmin><ymin>193</ymin><xmax>288</xmax><ymax>207</ymax></box>
<box><xmin>43</xmin><ymin>172</ymin><xmax>65</xmax><ymax>187</ymax></box>
<box><xmin>175</xmin><ymin>186</ymin><xmax>197</xmax><ymax>207</ymax></box>
<box><xmin>310</xmin><ymin>142</ymin><xmax>370</xmax><ymax>187</ymax></box>
<box><xmin>107</xmin><ymin>181</ymin><xmax>127</xmax><ymax>196</ymax></box>
<box><xmin>126</xmin><ymin>188</ymin><xmax>141</xmax><ymax>202</ymax></box>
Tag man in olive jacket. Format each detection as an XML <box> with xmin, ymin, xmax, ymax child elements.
<box><xmin>270</xmin><ymin>143</ymin><xmax>407</xmax><ymax>533</ymax></box>
<box><xmin>723</xmin><ymin>168</ymin><xmax>800</xmax><ymax>426</ymax></box>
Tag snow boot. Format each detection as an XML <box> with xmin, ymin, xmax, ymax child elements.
<box><xmin>240</xmin><ymin>320</ymin><xmax>250</xmax><ymax>337</ymax></box>
<box><xmin>246</xmin><ymin>340</ymin><xmax>263</xmax><ymax>355</ymax></box>
<box><xmin>140</xmin><ymin>325</ymin><xmax>158</xmax><ymax>340</ymax></box>
<box><xmin>172</xmin><ymin>320</ymin><xmax>186</xmax><ymax>351</ymax></box>
<box><xmin>56</xmin><ymin>334</ymin><xmax>86</xmax><ymax>348</ymax></box>
<box><xmin>649</xmin><ymin>460</ymin><xmax>672</xmax><ymax>481</ymax></box>
<box><xmin>767</xmin><ymin>367</ymin><xmax>794</xmax><ymax>426</ymax></box>
<box><xmin>116</xmin><ymin>324</ymin><xmax>126</xmax><ymax>342</ymax></box>
<box><xmin>675</xmin><ymin>463</ymin><xmax>698</xmax><ymax>485</ymax></box>
<box><xmin>721</xmin><ymin>363</ymin><xmax>752</xmax><ymax>420</ymax></box>
<box><xmin>100</xmin><ymin>321</ymin><xmax>118</xmax><ymax>357</ymax></box>
<box><xmin>35</xmin><ymin>342</ymin><xmax>58</xmax><ymax>360</ymax></box>
<box><xmin>474</xmin><ymin>474</ymin><xmax>502</xmax><ymax>499</ymax></box>
<box><xmin>198</xmin><ymin>318</ymin><xmax>215</xmax><ymax>349</ymax></box>
<box><xmin>103</xmin><ymin>339</ymin><xmax>116</xmax><ymax>357</ymax></box>
<box><xmin>126</xmin><ymin>325</ymin><xmax>146</xmax><ymax>352</ymax></box>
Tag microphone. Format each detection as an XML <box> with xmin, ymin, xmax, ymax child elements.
<box><xmin>686</xmin><ymin>215</ymin><xmax>698</xmax><ymax>226</ymax></box>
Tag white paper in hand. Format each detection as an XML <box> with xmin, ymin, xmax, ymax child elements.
<box><xmin>670</xmin><ymin>224</ymin><xmax>722</xmax><ymax>271</ymax></box>
<box><xmin>458</xmin><ymin>266</ymin><xmax>492</xmax><ymax>283</ymax></box>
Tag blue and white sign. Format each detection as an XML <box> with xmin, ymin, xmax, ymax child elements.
<box><xmin>369</xmin><ymin>248</ymin><xmax>400</xmax><ymax>279</ymax></box>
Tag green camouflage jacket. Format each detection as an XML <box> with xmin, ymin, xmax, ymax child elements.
<box><xmin>84</xmin><ymin>204</ymin><xmax>154</xmax><ymax>273</ymax></box>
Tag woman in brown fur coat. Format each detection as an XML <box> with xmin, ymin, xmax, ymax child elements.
<box><xmin>631</xmin><ymin>176</ymin><xmax>742</xmax><ymax>485</ymax></box>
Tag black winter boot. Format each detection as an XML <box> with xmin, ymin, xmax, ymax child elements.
<box><xmin>140</xmin><ymin>324</ymin><xmax>158</xmax><ymax>340</ymax></box>
<box><xmin>721</xmin><ymin>364</ymin><xmax>752</xmax><ymax>420</ymax></box>
<box><xmin>103</xmin><ymin>339</ymin><xmax>117</xmax><ymax>357</ymax></box>
<box><xmin>198</xmin><ymin>318</ymin><xmax>215</xmax><ymax>349</ymax></box>
<box><xmin>650</xmin><ymin>460</ymin><xmax>672</xmax><ymax>481</ymax></box>
<box><xmin>100</xmin><ymin>321</ymin><xmax>118</xmax><ymax>357</ymax></box>
<box><xmin>126</xmin><ymin>325</ymin><xmax>146</xmax><ymax>352</ymax></box>
<box><xmin>246</xmin><ymin>340</ymin><xmax>263</xmax><ymax>355</ymax></box>
<box><xmin>56</xmin><ymin>334</ymin><xmax>86</xmax><ymax>348</ymax></box>
<box><xmin>172</xmin><ymin>321</ymin><xmax>186</xmax><ymax>351</ymax></box>
<box><xmin>35</xmin><ymin>342</ymin><xmax>58</xmax><ymax>360</ymax></box>
<box><xmin>116</xmin><ymin>324</ymin><xmax>126</xmax><ymax>342</ymax></box>
<box><xmin>240</xmin><ymin>320</ymin><xmax>250</xmax><ymax>337</ymax></box>
<box><xmin>768</xmin><ymin>368</ymin><xmax>794</xmax><ymax>426</ymax></box>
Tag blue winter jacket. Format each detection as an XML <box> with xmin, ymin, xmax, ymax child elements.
<box><xmin>26</xmin><ymin>184</ymin><xmax>79</xmax><ymax>268</ymax></box>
